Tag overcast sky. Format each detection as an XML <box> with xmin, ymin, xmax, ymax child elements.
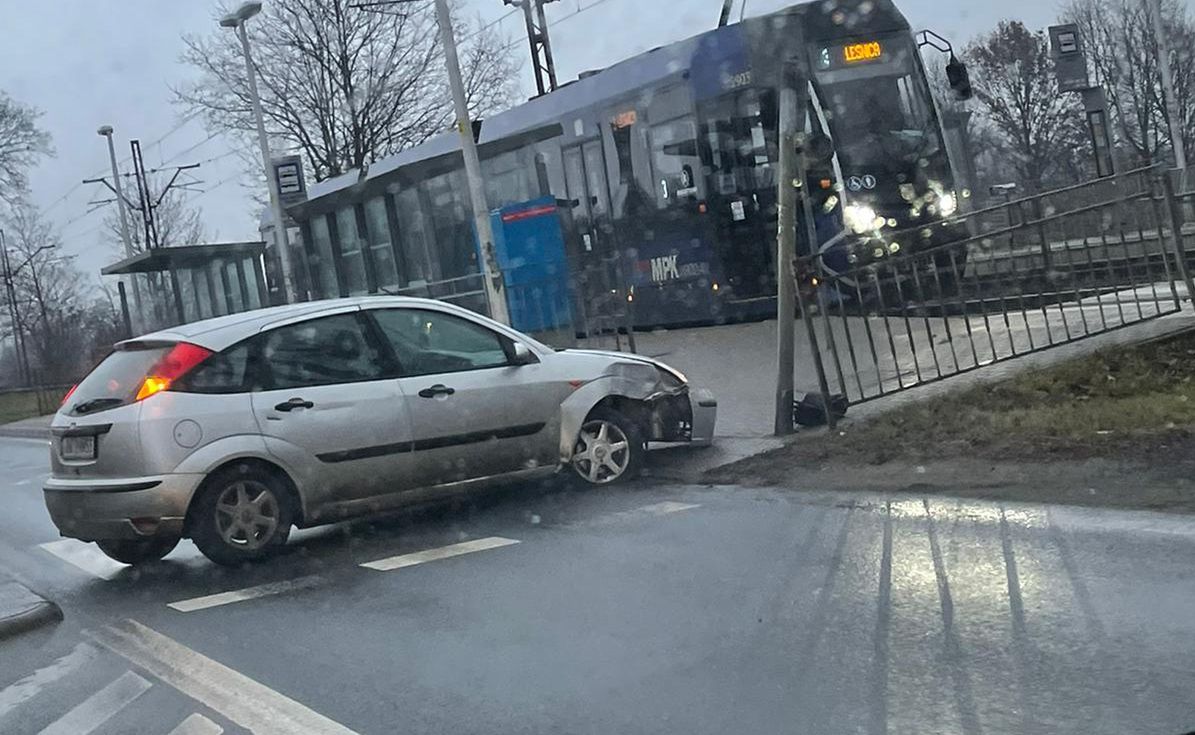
<box><xmin>1</xmin><ymin>0</ymin><xmax>1066</xmax><ymax>281</ymax></box>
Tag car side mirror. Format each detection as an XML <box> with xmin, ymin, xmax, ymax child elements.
<box><xmin>511</xmin><ymin>342</ymin><xmax>537</xmax><ymax>366</ymax></box>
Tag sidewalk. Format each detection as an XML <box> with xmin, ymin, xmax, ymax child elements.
<box><xmin>0</xmin><ymin>413</ymin><xmax>52</xmax><ymax>440</ymax></box>
<box><xmin>0</xmin><ymin>578</ymin><xmax>62</xmax><ymax>640</ymax></box>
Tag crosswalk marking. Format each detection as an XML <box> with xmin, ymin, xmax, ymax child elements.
<box><xmin>168</xmin><ymin>575</ymin><xmax>325</xmax><ymax>613</ymax></box>
<box><xmin>0</xmin><ymin>643</ymin><xmax>99</xmax><ymax>720</ymax></box>
<box><xmin>88</xmin><ymin>619</ymin><xmax>358</xmax><ymax>735</ymax></box>
<box><xmin>39</xmin><ymin>539</ymin><xmax>125</xmax><ymax>580</ymax></box>
<box><xmin>37</xmin><ymin>670</ymin><xmax>151</xmax><ymax>735</ymax></box>
<box><xmin>360</xmin><ymin>537</ymin><xmax>521</xmax><ymax>572</ymax></box>
<box><xmin>167</xmin><ymin>713</ymin><xmax>224</xmax><ymax>735</ymax></box>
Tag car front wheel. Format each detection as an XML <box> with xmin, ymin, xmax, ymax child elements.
<box><xmin>190</xmin><ymin>465</ymin><xmax>294</xmax><ymax>567</ymax></box>
<box><xmin>572</xmin><ymin>408</ymin><xmax>645</xmax><ymax>485</ymax></box>
<box><xmin>96</xmin><ymin>537</ymin><xmax>179</xmax><ymax>566</ymax></box>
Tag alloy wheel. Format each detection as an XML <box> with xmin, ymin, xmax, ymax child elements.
<box><xmin>573</xmin><ymin>419</ymin><xmax>632</xmax><ymax>484</ymax></box>
<box><xmin>214</xmin><ymin>480</ymin><xmax>280</xmax><ymax>551</ymax></box>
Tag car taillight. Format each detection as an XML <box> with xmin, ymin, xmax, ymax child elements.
<box><xmin>135</xmin><ymin>342</ymin><xmax>213</xmax><ymax>401</ymax></box>
<box><xmin>60</xmin><ymin>384</ymin><xmax>78</xmax><ymax>407</ymax></box>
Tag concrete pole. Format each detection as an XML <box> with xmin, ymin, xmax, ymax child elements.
<box><xmin>100</xmin><ymin>127</ymin><xmax>143</xmax><ymax>331</ymax></box>
<box><xmin>236</xmin><ymin>22</ymin><xmax>298</xmax><ymax>304</ymax></box>
<box><xmin>434</xmin><ymin>0</ymin><xmax>510</xmax><ymax>324</ymax></box>
<box><xmin>1148</xmin><ymin>0</ymin><xmax>1188</xmax><ymax>179</ymax></box>
<box><xmin>774</xmin><ymin>73</ymin><xmax>799</xmax><ymax>436</ymax></box>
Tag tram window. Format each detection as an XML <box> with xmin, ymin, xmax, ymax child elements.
<box><xmin>649</xmin><ymin>118</ymin><xmax>701</xmax><ymax>209</ymax></box>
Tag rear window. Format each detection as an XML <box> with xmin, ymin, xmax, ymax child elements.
<box><xmin>65</xmin><ymin>344</ymin><xmax>174</xmax><ymax>415</ymax></box>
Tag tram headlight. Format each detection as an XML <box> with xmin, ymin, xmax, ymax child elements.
<box><xmin>938</xmin><ymin>192</ymin><xmax>958</xmax><ymax>217</ymax></box>
<box><xmin>844</xmin><ymin>204</ymin><xmax>880</xmax><ymax>234</ymax></box>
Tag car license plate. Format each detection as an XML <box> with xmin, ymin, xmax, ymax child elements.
<box><xmin>61</xmin><ymin>435</ymin><xmax>96</xmax><ymax>461</ymax></box>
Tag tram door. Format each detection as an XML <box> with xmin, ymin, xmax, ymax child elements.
<box><xmin>563</xmin><ymin>140</ymin><xmax>619</xmax><ymax>330</ymax></box>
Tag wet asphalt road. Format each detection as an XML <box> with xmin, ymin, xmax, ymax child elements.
<box><xmin>2</xmin><ymin>435</ymin><xmax>1195</xmax><ymax>735</ymax></box>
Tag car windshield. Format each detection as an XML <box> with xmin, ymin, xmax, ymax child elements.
<box><xmin>5</xmin><ymin>1</ymin><xmax>1195</xmax><ymax>734</ymax></box>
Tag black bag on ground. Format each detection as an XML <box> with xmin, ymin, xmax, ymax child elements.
<box><xmin>793</xmin><ymin>393</ymin><xmax>848</xmax><ymax>427</ymax></box>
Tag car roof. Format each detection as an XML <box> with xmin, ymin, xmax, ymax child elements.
<box><xmin>120</xmin><ymin>296</ymin><xmax>494</xmax><ymax>351</ymax></box>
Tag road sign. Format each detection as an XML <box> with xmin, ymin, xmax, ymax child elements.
<box><xmin>1049</xmin><ymin>24</ymin><xmax>1090</xmax><ymax>93</ymax></box>
<box><xmin>272</xmin><ymin>155</ymin><xmax>307</xmax><ymax>207</ymax></box>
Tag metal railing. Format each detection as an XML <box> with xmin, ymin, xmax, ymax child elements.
<box><xmin>795</xmin><ymin>168</ymin><xmax>1193</xmax><ymax>426</ymax></box>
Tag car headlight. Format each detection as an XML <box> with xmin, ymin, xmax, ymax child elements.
<box><xmin>938</xmin><ymin>192</ymin><xmax>958</xmax><ymax>217</ymax></box>
<box><xmin>843</xmin><ymin>204</ymin><xmax>882</xmax><ymax>234</ymax></box>
<box><xmin>657</xmin><ymin>364</ymin><xmax>688</xmax><ymax>387</ymax></box>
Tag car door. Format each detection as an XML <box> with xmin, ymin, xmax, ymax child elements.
<box><xmin>249</xmin><ymin>310</ymin><xmax>415</xmax><ymax>506</ymax></box>
<box><xmin>366</xmin><ymin>306</ymin><xmax>565</xmax><ymax>487</ymax></box>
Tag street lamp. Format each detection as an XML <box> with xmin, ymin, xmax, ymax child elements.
<box><xmin>220</xmin><ymin>1</ymin><xmax>298</xmax><ymax>304</ymax></box>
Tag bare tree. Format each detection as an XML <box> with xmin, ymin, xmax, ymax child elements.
<box><xmin>2</xmin><ymin>202</ymin><xmax>117</xmax><ymax>382</ymax></box>
<box><xmin>0</xmin><ymin>91</ymin><xmax>52</xmax><ymax>205</ymax></box>
<box><xmin>175</xmin><ymin>0</ymin><xmax>521</xmax><ymax>184</ymax></box>
<box><xmin>965</xmin><ymin>21</ymin><xmax>1089</xmax><ymax>191</ymax></box>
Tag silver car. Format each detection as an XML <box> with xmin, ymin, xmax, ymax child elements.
<box><xmin>43</xmin><ymin>297</ymin><xmax>716</xmax><ymax>566</ymax></box>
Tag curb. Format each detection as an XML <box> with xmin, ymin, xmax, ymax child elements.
<box><xmin>0</xmin><ymin>427</ymin><xmax>50</xmax><ymax>441</ymax></box>
<box><xmin>0</xmin><ymin>581</ymin><xmax>63</xmax><ymax>640</ymax></box>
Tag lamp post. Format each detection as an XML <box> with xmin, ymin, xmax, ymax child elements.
<box><xmin>97</xmin><ymin>125</ymin><xmax>143</xmax><ymax>330</ymax></box>
<box><xmin>220</xmin><ymin>1</ymin><xmax>298</xmax><ymax>304</ymax></box>
<box><xmin>1146</xmin><ymin>0</ymin><xmax>1188</xmax><ymax>185</ymax></box>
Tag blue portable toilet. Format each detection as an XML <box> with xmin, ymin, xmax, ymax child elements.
<box><xmin>488</xmin><ymin>197</ymin><xmax>573</xmax><ymax>333</ymax></box>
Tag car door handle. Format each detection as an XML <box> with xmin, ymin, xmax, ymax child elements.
<box><xmin>274</xmin><ymin>398</ymin><xmax>315</xmax><ymax>412</ymax></box>
<box><xmin>417</xmin><ymin>384</ymin><xmax>455</xmax><ymax>399</ymax></box>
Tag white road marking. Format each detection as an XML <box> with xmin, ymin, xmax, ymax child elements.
<box><xmin>38</xmin><ymin>539</ymin><xmax>125</xmax><ymax>581</ymax></box>
<box><xmin>0</xmin><ymin>643</ymin><xmax>99</xmax><ymax>719</ymax></box>
<box><xmin>37</xmin><ymin>670</ymin><xmax>151</xmax><ymax>735</ymax></box>
<box><xmin>638</xmin><ymin>501</ymin><xmax>702</xmax><ymax>516</ymax></box>
<box><xmin>168</xmin><ymin>575</ymin><xmax>324</xmax><ymax>613</ymax></box>
<box><xmin>167</xmin><ymin>713</ymin><xmax>224</xmax><ymax>735</ymax></box>
<box><xmin>360</xmin><ymin>537</ymin><xmax>521</xmax><ymax>572</ymax></box>
<box><xmin>87</xmin><ymin>619</ymin><xmax>358</xmax><ymax>735</ymax></box>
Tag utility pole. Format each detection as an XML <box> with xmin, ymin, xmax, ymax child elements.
<box><xmin>438</xmin><ymin>0</ymin><xmax>510</xmax><ymax>324</ymax></box>
<box><xmin>774</xmin><ymin>67</ymin><xmax>799</xmax><ymax>436</ymax></box>
<box><xmin>350</xmin><ymin>0</ymin><xmax>510</xmax><ymax>323</ymax></box>
<box><xmin>505</xmin><ymin>0</ymin><xmax>559</xmax><ymax>96</ymax></box>
<box><xmin>718</xmin><ymin>0</ymin><xmax>734</xmax><ymax>27</ymax></box>
<box><xmin>1147</xmin><ymin>0</ymin><xmax>1188</xmax><ymax>181</ymax></box>
<box><xmin>97</xmin><ymin>125</ymin><xmax>143</xmax><ymax>330</ymax></box>
<box><xmin>0</xmin><ymin>230</ymin><xmax>24</xmax><ymax>386</ymax></box>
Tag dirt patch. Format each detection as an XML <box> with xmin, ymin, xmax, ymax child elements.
<box><xmin>709</xmin><ymin>328</ymin><xmax>1195</xmax><ymax>513</ymax></box>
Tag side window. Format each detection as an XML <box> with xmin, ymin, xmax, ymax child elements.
<box><xmin>258</xmin><ymin>313</ymin><xmax>389</xmax><ymax>390</ymax></box>
<box><xmin>371</xmin><ymin>309</ymin><xmax>510</xmax><ymax>377</ymax></box>
<box><xmin>175</xmin><ymin>342</ymin><xmax>253</xmax><ymax>394</ymax></box>
<box><xmin>649</xmin><ymin>118</ymin><xmax>701</xmax><ymax>208</ymax></box>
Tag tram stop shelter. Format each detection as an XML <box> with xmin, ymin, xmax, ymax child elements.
<box><xmin>101</xmin><ymin>241</ymin><xmax>270</xmax><ymax>328</ymax></box>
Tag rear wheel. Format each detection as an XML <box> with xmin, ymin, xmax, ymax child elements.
<box><xmin>96</xmin><ymin>537</ymin><xmax>179</xmax><ymax>566</ymax></box>
<box><xmin>571</xmin><ymin>408</ymin><xmax>645</xmax><ymax>485</ymax></box>
<box><xmin>190</xmin><ymin>464</ymin><xmax>294</xmax><ymax>567</ymax></box>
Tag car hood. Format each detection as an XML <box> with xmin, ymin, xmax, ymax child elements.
<box><xmin>551</xmin><ymin>348</ymin><xmax>688</xmax><ymax>385</ymax></box>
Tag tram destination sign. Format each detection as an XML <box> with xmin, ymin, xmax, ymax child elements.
<box><xmin>816</xmin><ymin>39</ymin><xmax>889</xmax><ymax>71</ymax></box>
